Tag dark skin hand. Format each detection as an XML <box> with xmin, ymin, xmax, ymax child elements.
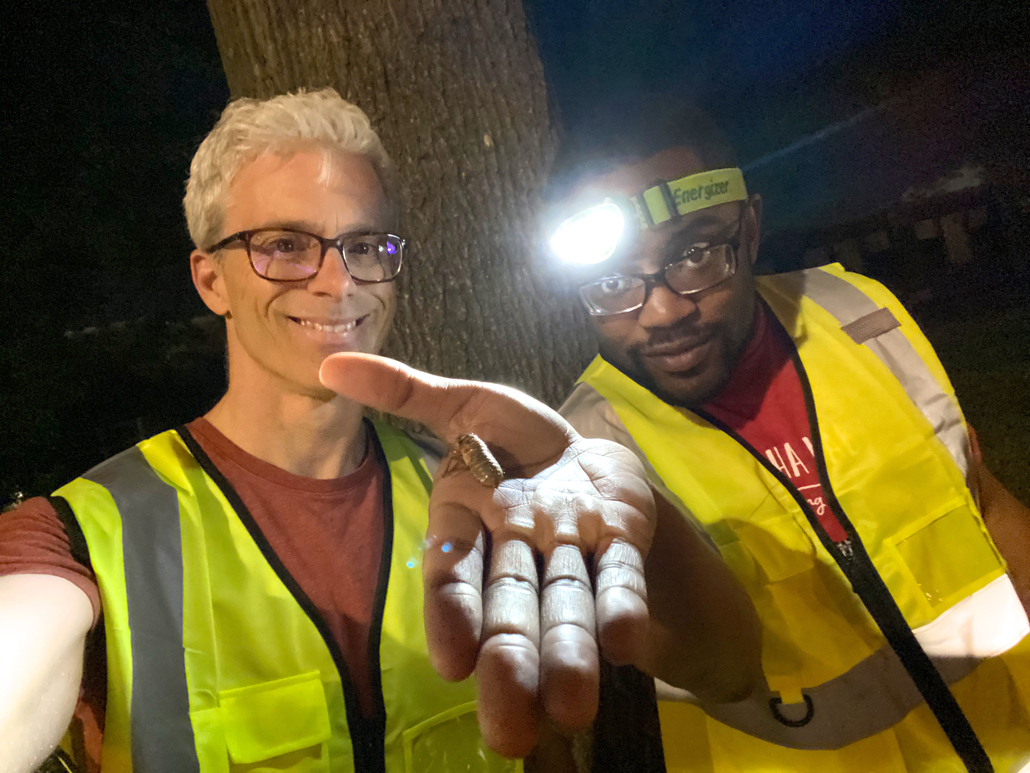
<box><xmin>320</xmin><ymin>353</ymin><xmax>656</xmax><ymax>758</ymax></box>
<box><xmin>641</xmin><ymin>492</ymin><xmax>763</xmax><ymax>702</ymax></box>
<box><xmin>975</xmin><ymin>460</ymin><xmax>1030</xmax><ymax>615</ymax></box>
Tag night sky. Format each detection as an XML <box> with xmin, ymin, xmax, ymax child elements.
<box><xmin>4</xmin><ymin>0</ymin><xmax>1026</xmax><ymax>329</ymax></box>
<box><xmin>529</xmin><ymin>0</ymin><xmax>1030</xmax><ymax>235</ymax></box>
<box><xmin>1</xmin><ymin>0</ymin><xmax>1027</xmax><ymax>499</ymax></box>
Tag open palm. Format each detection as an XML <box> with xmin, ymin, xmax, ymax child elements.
<box><xmin>320</xmin><ymin>353</ymin><xmax>656</xmax><ymax>757</ymax></box>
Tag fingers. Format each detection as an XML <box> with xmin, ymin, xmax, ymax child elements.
<box><xmin>422</xmin><ymin>502</ymin><xmax>487</xmax><ymax>682</ymax></box>
<box><xmin>593</xmin><ymin>539</ymin><xmax>650</xmax><ymax>666</ymax></box>
<box><xmin>476</xmin><ymin>537</ymin><xmax>541</xmax><ymax>758</ymax></box>
<box><xmin>476</xmin><ymin>535</ymin><xmax>648</xmax><ymax>758</ymax></box>
<box><xmin>540</xmin><ymin>544</ymin><xmax>599</xmax><ymax>731</ymax></box>
<box><xmin>480</xmin><ymin>535</ymin><xmax>641</xmax><ymax>756</ymax></box>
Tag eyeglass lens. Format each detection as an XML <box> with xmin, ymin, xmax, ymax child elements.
<box><xmin>580</xmin><ymin>244</ymin><xmax>735</xmax><ymax>316</ymax></box>
<box><xmin>248</xmin><ymin>229</ymin><xmax>402</xmax><ymax>282</ymax></box>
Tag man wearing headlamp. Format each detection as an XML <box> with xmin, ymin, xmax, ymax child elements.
<box><xmin>546</xmin><ymin>99</ymin><xmax>1030</xmax><ymax>772</ymax></box>
<box><xmin>547</xmin><ymin>162</ymin><xmax>758</xmax><ymax>409</ymax></box>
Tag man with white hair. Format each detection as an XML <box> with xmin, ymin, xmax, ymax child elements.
<box><xmin>0</xmin><ymin>89</ymin><xmax>761</xmax><ymax>773</ymax></box>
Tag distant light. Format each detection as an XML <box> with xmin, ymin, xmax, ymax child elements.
<box><xmin>549</xmin><ymin>201</ymin><xmax>625</xmax><ymax>266</ymax></box>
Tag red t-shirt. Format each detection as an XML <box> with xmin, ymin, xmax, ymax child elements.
<box><xmin>0</xmin><ymin>417</ymin><xmax>386</xmax><ymax>771</ymax></box>
<box><xmin>700</xmin><ymin>303</ymin><xmax>849</xmax><ymax>543</ymax></box>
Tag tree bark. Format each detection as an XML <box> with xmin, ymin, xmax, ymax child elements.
<box><xmin>205</xmin><ymin>0</ymin><xmax>594</xmax><ymax>406</ymax></box>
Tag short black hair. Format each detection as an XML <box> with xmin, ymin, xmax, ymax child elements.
<box><xmin>545</xmin><ymin>94</ymin><xmax>738</xmax><ymax>203</ymax></box>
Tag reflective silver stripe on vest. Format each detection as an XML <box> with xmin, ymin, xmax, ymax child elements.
<box><xmin>84</xmin><ymin>446</ymin><xmax>200</xmax><ymax>773</ymax></box>
<box><xmin>688</xmin><ymin>269</ymin><xmax>978</xmax><ymax>748</ymax></box>
<box><xmin>770</xmin><ymin>268</ymin><xmax>970</xmax><ymax>478</ymax></box>
<box><xmin>567</xmin><ymin>377</ymin><xmax>984</xmax><ymax>748</ymax></box>
<box><xmin>691</xmin><ymin>646</ymin><xmax>979</xmax><ymax>749</ymax></box>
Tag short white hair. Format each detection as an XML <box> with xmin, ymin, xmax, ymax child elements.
<box><xmin>184</xmin><ymin>88</ymin><xmax>398</xmax><ymax>250</ymax></box>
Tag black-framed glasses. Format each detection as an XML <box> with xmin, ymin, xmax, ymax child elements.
<box><xmin>578</xmin><ymin>213</ymin><xmax>744</xmax><ymax>316</ymax></box>
<box><xmin>207</xmin><ymin>228</ymin><xmax>406</xmax><ymax>283</ymax></box>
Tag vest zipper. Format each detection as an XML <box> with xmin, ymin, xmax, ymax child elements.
<box><xmin>359</xmin><ymin>423</ymin><xmax>394</xmax><ymax>773</ymax></box>
<box><xmin>692</xmin><ymin>318</ymin><xmax>992</xmax><ymax>773</ymax></box>
<box><xmin>178</xmin><ymin>423</ymin><xmax>391</xmax><ymax>773</ymax></box>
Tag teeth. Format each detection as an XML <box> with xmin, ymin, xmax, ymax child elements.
<box><xmin>296</xmin><ymin>318</ymin><xmax>358</xmax><ymax>333</ymax></box>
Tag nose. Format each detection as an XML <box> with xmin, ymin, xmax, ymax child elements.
<box><xmin>637</xmin><ymin>283</ymin><xmax>699</xmax><ymax>329</ymax></box>
<box><xmin>306</xmin><ymin>247</ymin><xmax>355</xmax><ymax>298</ymax></box>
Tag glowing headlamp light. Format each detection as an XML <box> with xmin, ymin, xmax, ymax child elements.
<box><xmin>548</xmin><ymin>200</ymin><xmax>627</xmax><ymax>267</ymax></box>
<box><xmin>547</xmin><ymin>167</ymin><xmax>748</xmax><ymax>269</ymax></box>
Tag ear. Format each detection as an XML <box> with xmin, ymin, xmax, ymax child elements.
<box><xmin>744</xmin><ymin>194</ymin><xmax>763</xmax><ymax>266</ymax></box>
<box><xmin>191</xmin><ymin>250</ymin><xmax>230</xmax><ymax>316</ymax></box>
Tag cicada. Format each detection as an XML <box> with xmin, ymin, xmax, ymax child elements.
<box><xmin>455</xmin><ymin>433</ymin><xmax>505</xmax><ymax>488</ymax></box>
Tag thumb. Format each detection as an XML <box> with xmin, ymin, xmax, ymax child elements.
<box><xmin>319</xmin><ymin>352</ymin><xmax>470</xmax><ymax>436</ymax></box>
<box><xmin>320</xmin><ymin>352</ymin><xmax>574</xmax><ymax>461</ymax></box>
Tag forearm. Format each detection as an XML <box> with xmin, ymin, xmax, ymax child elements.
<box><xmin>636</xmin><ymin>494</ymin><xmax>762</xmax><ymax>703</ymax></box>
<box><xmin>976</xmin><ymin>463</ymin><xmax>1030</xmax><ymax>614</ymax></box>
<box><xmin>0</xmin><ymin>657</ymin><xmax>82</xmax><ymax>773</ymax></box>
<box><xmin>0</xmin><ymin>575</ymin><xmax>90</xmax><ymax>773</ymax></box>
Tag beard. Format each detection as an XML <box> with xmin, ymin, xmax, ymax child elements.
<box><xmin>599</xmin><ymin>321</ymin><xmax>747</xmax><ymax>409</ymax></box>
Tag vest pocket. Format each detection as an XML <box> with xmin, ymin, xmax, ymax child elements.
<box><xmin>889</xmin><ymin>503</ymin><xmax>1004</xmax><ymax>609</ymax></box>
<box><xmin>219</xmin><ymin>670</ymin><xmax>331</xmax><ymax>770</ymax></box>
<box><xmin>734</xmin><ymin>513</ymin><xmax>817</xmax><ymax>584</ymax></box>
<box><xmin>401</xmin><ymin>701</ymin><xmax>521</xmax><ymax>773</ymax></box>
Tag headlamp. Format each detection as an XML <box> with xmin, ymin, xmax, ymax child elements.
<box><xmin>548</xmin><ymin>200</ymin><xmax>627</xmax><ymax>267</ymax></box>
<box><xmin>547</xmin><ymin>167</ymin><xmax>748</xmax><ymax>269</ymax></box>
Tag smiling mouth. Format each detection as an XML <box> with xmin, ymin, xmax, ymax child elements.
<box><xmin>289</xmin><ymin>316</ymin><xmax>366</xmax><ymax>333</ymax></box>
<box><xmin>642</xmin><ymin>331</ymin><xmax>714</xmax><ymax>358</ymax></box>
<box><xmin>638</xmin><ymin>331</ymin><xmax>716</xmax><ymax>374</ymax></box>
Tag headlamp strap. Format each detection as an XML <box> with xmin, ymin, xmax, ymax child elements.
<box><xmin>630</xmin><ymin>167</ymin><xmax>747</xmax><ymax>229</ymax></box>
<box><xmin>631</xmin><ymin>196</ymin><xmax>655</xmax><ymax>228</ymax></box>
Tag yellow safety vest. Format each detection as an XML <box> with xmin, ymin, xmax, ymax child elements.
<box><xmin>53</xmin><ymin>420</ymin><xmax>520</xmax><ymax>773</ymax></box>
<box><xmin>571</xmin><ymin>264</ymin><xmax>1030</xmax><ymax>772</ymax></box>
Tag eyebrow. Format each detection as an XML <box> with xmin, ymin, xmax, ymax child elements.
<box><xmin>664</xmin><ymin>214</ymin><xmax>731</xmax><ymax>241</ymax></box>
<box><xmin>254</xmin><ymin>220</ymin><xmax>380</xmax><ymax>236</ymax></box>
<box><xmin>690</xmin><ymin>215</ymin><xmax>725</xmax><ymax>229</ymax></box>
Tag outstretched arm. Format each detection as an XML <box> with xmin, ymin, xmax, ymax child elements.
<box><xmin>320</xmin><ymin>352</ymin><xmax>762</xmax><ymax>757</ymax></box>
<box><xmin>641</xmin><ymin>492</ymin><xmax>762</xmax><ymax>702</ymax></box>
<box><xmin>0</xmin><ymin>574</ymin><xmax>92</xmax><ymax>773</ymax></box>
<box><xmin>975</xmin><ymin>461</ymin><xmax>1030</xmax><ymax>614</ymax></box>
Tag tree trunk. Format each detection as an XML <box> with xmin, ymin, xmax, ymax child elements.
<box><xmin>203</xmin><ymin>9</ymin><xmax>667</xmax><ymax>772</ymax></box>
<box><xmin>205</xmin><ymin>0</ymin><xmax>594</xmax><ymax>406</ymax></box>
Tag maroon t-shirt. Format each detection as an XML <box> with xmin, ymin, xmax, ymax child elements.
<box><xmin>700</xmin><ymin>303</ymin><xmax>847</xmax><ymax>542</ymax></box>
<box><xmin>701</xmin><ymin>304</ymin><xmax>981</xmax><ymax>545</ymax></box>
<box><xmin>0</xmin><ymin>417</ymin><xmax>386</xmax><ymax>771</ymax></box>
